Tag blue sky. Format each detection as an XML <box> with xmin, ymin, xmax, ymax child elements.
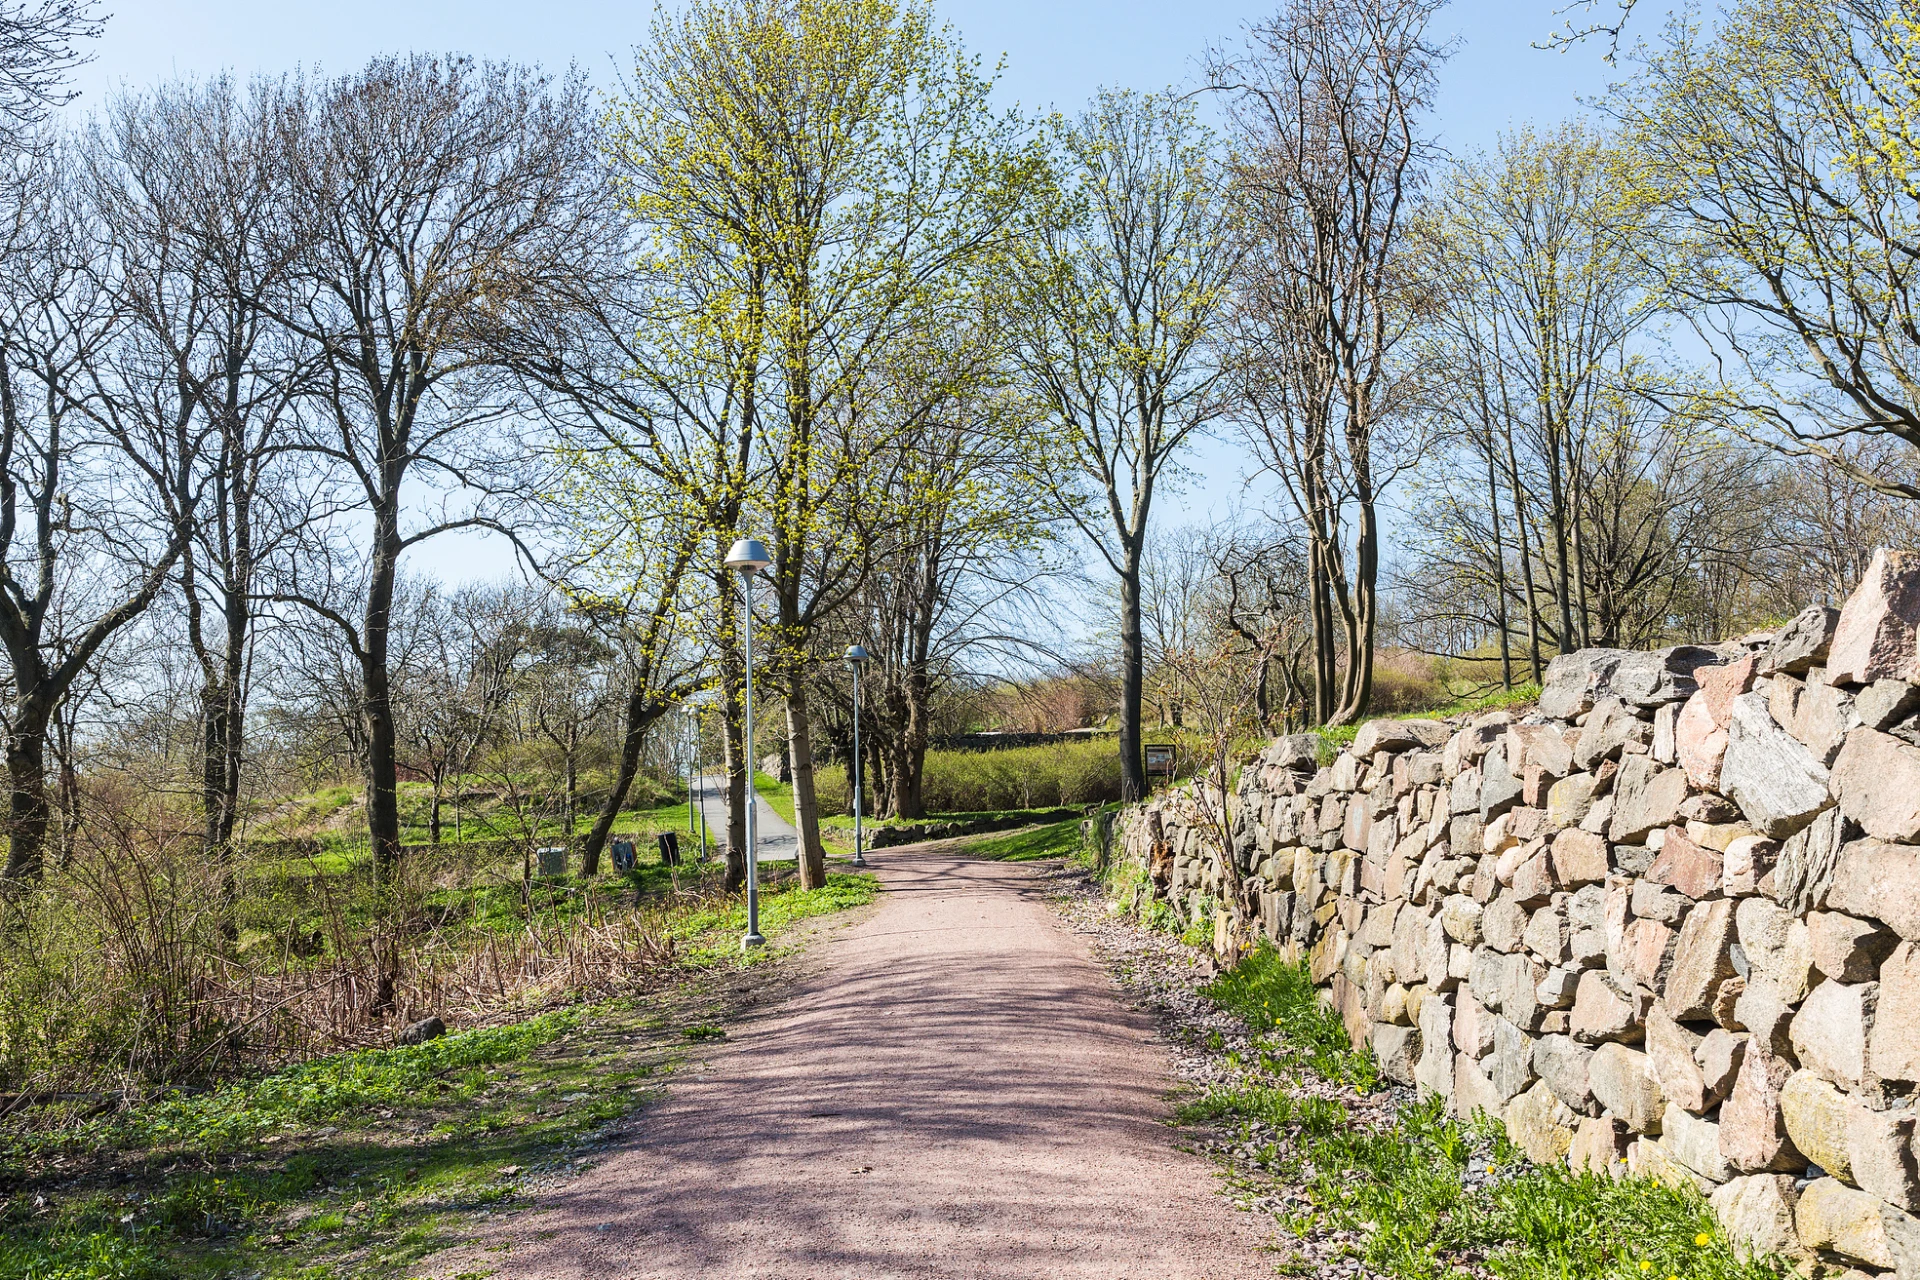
<box><xmin>82</xmin><ymin>0</ymin><xmax>1626</xmax><ymax>581</ymax></box>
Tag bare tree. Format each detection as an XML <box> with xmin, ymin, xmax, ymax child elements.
<box><xmin>1213</xmin><ymin>0</ymin><xmax>1444</xmax><ymax>726</ymax></box>
<box><xmin>0</xmin><ymin>0</ymin><xmax>102</xmax><ymax>145</ymax></box>
<box><xmin>0</xmin><ymin>149</ymin><xmax>189</xmax><ymax>884</ymax></box>
<box><xmin>84</xmin><ymin>75</ymin><xmax>319</xmax><ymax>921</ymax></box>
<box><xmin>1012</xmin><ymin>89</ymin><xmax>1238</xmax><ymax>801</ymax></box>
<box><xmin>266</xmin><ymin>56</ymin><xmax>604</xmax><ymax>884</ymax></box>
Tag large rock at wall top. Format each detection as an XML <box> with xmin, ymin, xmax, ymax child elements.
<box><xmin>1351</xmin><ymin>718</ymin><xmax>1450</xmax><ymax>759</ymax></box>
<box><xmin>1828</xmin><ymin>548</ymin><xmax>1920</xmax><ymax>686</ymax></box>
<box><xmin>1540</xmin><ymin>645</ymin><xmax>1723</xmax><ymax>718</ymax></box>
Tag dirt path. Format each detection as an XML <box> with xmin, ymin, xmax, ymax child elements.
<box><xmin>421</xmin><ymin>845</ymin><xmax>1271</xmax><ymax>1279</ymax></box>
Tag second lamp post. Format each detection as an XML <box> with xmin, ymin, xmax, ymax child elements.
<box><xmin>844</xmin><ymin>644</ymin><xmax>868</xmax><ymax>867</ymax></box>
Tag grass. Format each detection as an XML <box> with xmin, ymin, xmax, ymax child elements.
<box><xmin>0</xmin><ymin>871</ymin><xmax>877</xmax><ymax>1280</ymax></box>
<box><xmin>967</xmin><ymin>817</ymin><xmax>1086</xmax><ymax>862</ymax></box>
<box><xmin>1180</xmin><ymin>947</ymin><xmax>1790</xmax><ymax>1280</ymax></box>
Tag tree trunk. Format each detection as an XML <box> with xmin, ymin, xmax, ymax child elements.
<box><xmin>1502</xmin><ymin>420</ymin><xmax>1544</xmax><ymax>683</ymax></box>
<box><xmin>1485</xmin><ymin>432</ymin><xmax>1513</xmax><ymax>689</ymax></box>
<box><xmin>2</xmin><ymin>720</ymin><xmax>49</xmax><ymax>883</ymax></box>
<box><xmin>580</xmin><ymin>677</ymin><xmax>665</xmax><ymax>876</ymax></box>
<box><xmin>1118</xmin><ymin>557</ymin><xmax>1147</xmax><ymax>802</ymax></box>
<box><xmin>362</xmin><ymin>504</ymin><xmax>404</xmax><ymax>886</ymax></box>
<box><xmin>785</xmin><ymin>672</ymin><xmax>828</xmax><ymax>888</ymax></box>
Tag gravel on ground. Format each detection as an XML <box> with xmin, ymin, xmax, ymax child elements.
<box><xmin>417</xmin><ymin>844</ymin><xmax>1275</xmax><ymax>1280</ymax></box>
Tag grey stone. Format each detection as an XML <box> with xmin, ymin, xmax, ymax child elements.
<box><xmin>1791</xmin><ymin>978</ymin><xmax>1880</xmax><ymax>1093</ymax></box>
<box><xmin>1480</xmin><ymin>746</ymin><xmax>1524</xmax><ymax>822</ymax></box>
<box><xmin>1608</xmin><ymin>756</ymin><xmax>1691</xmax><ymax>844</ymax></box>
<box><xmin>1851</xmin><ymin>1104</ymin><xmax>1920</xmax><ymax>1212</ymax></box>
<box><xmin>1371</xmin><ymin>1021</ymin><xmax>1422</xmax><ymax>1084</ymax></box>
<box><xmin>1721</xmin><ymin>691</ymin><xmax>1834</xmax><ymax>838</ymax></box>
<box><xmin>1697</xmin><ymin>1028</ymin><xmax>1747</xmax><ymax>1102</ymax></box>
<box><xmin>1769</xmin><ymin>604</ymin><xmax>1841</xmax><ymax>675</ymax></box>
<box><xmin>1535</xmin><ymin>1033</ymin><xmax>1599</xmax><ymax>1114</ymax></box>
<box><xmin>397</xmin><ymin>1016</ymin><xmax>446</xmax><ymax>1046</ymax></box>
<box><xmin>1661</xmin><ymin>1102</ymin><xmax>1733</xmax><ymax>1182</ymax></box>
<box><xmin>1833</xmin><ymin>726</ymin><xmax>1920</xmax><ymax>843</ymax></box>
<box><xmin>1613</xmin><ymin>646</ymin><xmax>1725</xmax><ymax>708</ymax></box>
<box><xmin>1574</xmin><ymin>698</ymin><xmax>1639</xmax><ymax>771</ymax></box>
<box><xmin>1645</xmin><ymin>1002</ymin><xmax>1711</xmax><ymax>1113</ymax></box>
<box><xmin>1858</xmin><ymin>679</ymin><xmax>1920</xmax><ymax>732</ymax></box>
<box><xmin>1792</xmin><ymin>681</ymin><xmax>1864</xmax><ymax>765</ymax></box>
<box><xmin>1490</xmin><ymin>1015</ymin><xmax>1538</xmax><ymax>1101</ymax></box>
<box><xmin>1734</xmin><ymin>983</ymin><xmax>1797</xmax><ymax>1058</ymax></box>
<box><xmin>1829</xmin><ymin>838</ymin><xmax>1920</xmax><ymax>943</ymax></box>
<box><xmin>1709</xmin><ymin>1174</ymin><xmax>1805</xmax><ymax>1262</ymax></box>
<box><xmin>1589</xmin><ymin>1042</ymin><xmax>1667</xmax><ymax>1134</ymax></box>
<box><xmin>1809</xmin><ymin>911</ymin><xmax>1899</xmax><ymax>983</ymax></box>
<box><xmin>1773</xmin><ymin>806</ymin><xmax>1846</xmax><ymax>918</ymax></box>
<box><xmin>1631</xmin><ymin>880</ymin><xmax>1689</xmax><ymax>923</ymax></box>
<box><xmin>1352</xmin><ymin>718</ymin><xmax>1450</xmax><ymax>758</ymax></box>
<box><xmin>1666</xmin><ymin>899</ymin><xmax>1739</xmax><ymax>1023</ymax></box>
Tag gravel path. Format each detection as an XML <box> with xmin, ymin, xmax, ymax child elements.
<box><xmin>419</xmin><ymin>845</ymin><xmax>1273</xmax><ymax>1279</ymax></box>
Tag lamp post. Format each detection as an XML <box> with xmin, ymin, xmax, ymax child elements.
<box><xmin>725</xmin><ymin>537</ymin><xmax>772</xmax><ymax>949</ymax></box>
<box><xmin>844</xmin><ymin>644</ymin><xmax>869</xmax><ymax>868</ymax></box>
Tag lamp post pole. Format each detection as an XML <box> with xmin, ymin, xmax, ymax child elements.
<box><xmin>844</xmin><ymin>645</ymin><xmax>869</xmax><ymax>868</ymax></box>
<box><xmin>726</xmin><ymin>538</ymin><xmax>772</xmax><ymax>950</ymax></box>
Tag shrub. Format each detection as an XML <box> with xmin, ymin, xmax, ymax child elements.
<box><xmin>813</xmin><ymin>739</ymin><xmax>1124</xmax><ymax>816</ymax></box>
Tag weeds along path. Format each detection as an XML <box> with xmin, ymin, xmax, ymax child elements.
<box><xmin>418</xmin><ymin>843</ymin><xmax>1271</xmax><ymax>1280</ymax></box>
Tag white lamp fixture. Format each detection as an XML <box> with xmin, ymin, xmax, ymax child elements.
<box><xmin>844</xmin><ymin>644</ymin><xmax>869</xmax><ymax>868</ymax></box>
<box><xmin>726</xmin><ymin>537</ymin><xmax>771</xmax><ymax>948</ymax></box>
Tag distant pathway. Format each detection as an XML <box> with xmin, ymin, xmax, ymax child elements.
<box><xmin>690</xmin><ymin>772</ymin><xmax>798</xmax><ymax>863</ymax></box>
<box><xmin>421</xmin><ymin>844</ymin><xmax>1269</xmax><ymax>1279</ymax></box>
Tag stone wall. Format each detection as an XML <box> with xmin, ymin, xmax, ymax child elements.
<box><xmin>1117</xmin><ymin>548</ymin><xmax>1920</xmax><ymax>1274</ymax></box>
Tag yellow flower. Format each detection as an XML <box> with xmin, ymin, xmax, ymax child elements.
<box><xmin>1695</xmin><ymin>1232</ymin><xmax>1711</xmax><ymax>1247</ymax></box>
<box><xmin>1639</xmin><ymin>1263</ymin><xmax>1651</xmax><ymax>1273</ymax></box>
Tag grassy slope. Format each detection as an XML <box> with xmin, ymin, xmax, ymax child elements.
<box><xmin>0</xmin><ymin>874</ymin><xmax>878</xmax><ymax>1280</ymax></box>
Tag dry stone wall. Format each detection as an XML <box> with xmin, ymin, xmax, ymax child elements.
<box><xmin>1117</xmin><ymin>547</ymin><xmax>1920</xmax><ymax>1276</ymax></box>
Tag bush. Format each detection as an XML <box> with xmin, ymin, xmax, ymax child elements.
<box><xmin>815</xmin><ymin>739</ymin><xmax>1124</xmax><ymax>815</ymax></box>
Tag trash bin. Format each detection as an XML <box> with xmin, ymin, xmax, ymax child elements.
<box><xmin>611</xmin><ymin>838</ymin><xmax>637</xmax><ymax>872</ymax></box>
<box><xmin>657</xmin><ymin>831</ymin><xmax>681</xmax><ymax>868</ymax></box>
<box><xmin>537</xmin><ymin>846</ymin><xmax>567</xmax><ymax>878</ymax></box>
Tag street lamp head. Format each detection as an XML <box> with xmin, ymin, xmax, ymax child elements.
<box><xmin>843</xmin><ymin>644</ymin><xmax>869</xmax><ymax>666</ymax></box>
<box><xmin>724</xmin><ymin>538</ymin><xmax>771</xmax><ymax>574</ymax></box>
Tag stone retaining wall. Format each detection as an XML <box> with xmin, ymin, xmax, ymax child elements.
<box><xmin>1118</xmin><ymin>548</ymin><xmax>1920</xmax><ymax>1275</ymax></box>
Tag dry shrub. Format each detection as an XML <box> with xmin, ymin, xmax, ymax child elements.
<box><xmin>1367</xmin><ymin>649</ymin><xmax>1447</xmax><ymax>714</ymax></box>
<box><xmin>0</xmin><ymin>781</ymin><xmax>686</xmax><ymax>1098</ymax></box>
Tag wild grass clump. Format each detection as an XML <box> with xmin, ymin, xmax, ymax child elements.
<box><xmin>1203</xmin><ymin>947</ymin><xmax>1376</xmax><ymax>1089</ymax></box>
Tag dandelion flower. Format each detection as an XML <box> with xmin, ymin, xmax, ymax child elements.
<box><xmin>1639</xmin><ymin>1262</ymin><xmax>1651</xmax><ymax>1273</ymax></box>
<box><xmin>1695</xmin><ymin>1232</ymin><xmax>1711</xmax><ymax>1247</ymax></box>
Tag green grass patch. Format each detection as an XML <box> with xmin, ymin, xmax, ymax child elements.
<box><xmin>967</xmin><ymin>818</ymin><xmax>1084</xmax><ymax>862</ymax></box>
<box><xmin>1186</xmin><ymin>946</ymin><xmax>1791</xmax><ymax>1280</ymax></box>
<box><xmin>1202</xmin><ymin>947</ymin><xmax>1377</xmax><ymax>1089</ymax></box>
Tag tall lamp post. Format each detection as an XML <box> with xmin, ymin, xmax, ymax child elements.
<box><xmin>725</xmin><ymin>537</ymin><xmax>772</xmax><ymax>950</ymax></box>
<box><xmin>844</xmin><ymin>644</ymin><xmax>869</xmax><ymax>868</ymax></box>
